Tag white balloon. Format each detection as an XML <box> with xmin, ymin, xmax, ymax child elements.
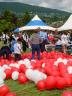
<box><xmin>54</xmin><ymin>58</ymin><xmax>68</xmax><ymax>66</ymax></box>
<box><xmin>25</xmin><ymin>69</ymin><xmax>34</xmax><ymax>81</ymax></box>
<box><xmin>0</xmin><ymin>78</ymin><xmax>4</xmax><ymax>87</ymax></box>
<box><xmin>26</xmin><ymin>69</ymin><xmax>47</xmax><ymax>84</ymax></box>
<box><xmin>0</xmin><ymin>68</ymin><xmax>6</xmax><ymax>80</ymax></box>
<box><xmin>0</xmin><ymin>72</ymin><xmax>6</xmax><ymax>80</ymax></box>
<box><xmin>14</xmin><ymin>64</ymin><xmax>19</xmax><ymax>68</ymax></box>
<box><xmin>2</xmin><ymin>65</ymin><xmax>10</xmax><ymax>71</ymax></box>
<box><xmin>23</xmin><ymin>59</ymin><xmax>32</xmax><ymax>68</ymax></box>
<box><xmin>57</xmin><ymin>58</ymin><xmax>63</xmax><ymax>62</ymax></box>
<box><xmin>12</xmin><ymin>71</ymin><xmax>19</xmax><ymax>80</ymax></box>
<box><xmin>54</xmin><ymin>61</ymin><xmax>58</xmax><ymax>66</ymax></box>
<box><xmin>41</xmin><ymin>73</ymin><xmax>47</xmax><ymax>79</ymax></box>
<box><xmin>18</xmin><ymin>60</ymin><xmax>24</xmax><ymax>65</ymax></box>
<box><xmin>42</xmin><ymin>63</ymin><xmax>45</xmax><ymax>68</ymax></box>
<box><xmin>67</xmin><ymin>66</ymin><xmax>72</xmax><ymax>74</ymax></box>
<box><xmin>54</xmin><ymin>58</ymin><xmax>62</xmax><ymax>66</ymax></box>
<box><xmin>2</xmin><ymin>64</ymin><xmax>9</xmax><ymax>69</ymax></box>
<box><xmin>33</xmin><ymin>70</ymin><xmax>47</xmax><ymax>84</ymax></box>
<box><xmin>0</xmin><ymin>67</ymin><xmax>4</xmax><ymax>72</ymax></box>
<box><xmin>24</xmin><ymin>59</ymin><xmax>30</xmax><ymax>63</ymax></box>
<box><xmin>6</xmin><ymin>67</ymin><xmax>11</xmax><ymax>70</ymax></box>
<box><xmin>33</xmin><ymin>70</ymin><xmax>39</xmax><ymax>73</ymax></box>
<box><xmin>62</xmin><ymin>59</ymin><xmax>68</xmax><ymax>65</ymax></box>
<box><xmin>31</xmin><ymin>59</ymin><xmax>36</xmax><ymax>63</ymax></box>
<box><xmin>9</xmin><ymin>64</ymin><xmax>15</xmax><ymax>67</ymax></box>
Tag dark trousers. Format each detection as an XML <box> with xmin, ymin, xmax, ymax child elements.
<box><xmin>15</xmin><ymin>53</ymin><xmax>21</xmax><ymax>61</ymax></box>
<box><xmin>55</xmin><ymin>45</ymin><xmax>62</xmax><ymax>52</ymax></box>
<box><xmin>40</xmin><ymin>40</ymin><xmax>47</xmax><ymax>52</ymax></box>
<box><xmin>22</xmin><ymin>40</ymin><xmax>27</xmax><ymax>52</ymax></box>
<box><xmin>0</xmin><ymin>46</ymin><xmax>11</xmax><ymax>59</ymax></box>
<box><xmin>32</xmin><ymin>44</ymin><xmax>40</xmax><ymax>60</ymax></box>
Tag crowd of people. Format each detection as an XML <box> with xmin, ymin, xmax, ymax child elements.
<box><xmin>30</xmin><ymin>28</ymin><xmax>72</xmax><ymax>60</ymax></box>
<box><xmin>0</xmin><ymin>28</ymin><xmax>72</xmax><ymax>60</ymax></box>
<box><xmin>0</xmin><ymin>32</ymin><xmax>29</xmax><ymax>60</ymax></box>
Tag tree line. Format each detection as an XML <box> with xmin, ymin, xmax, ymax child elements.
<box><xmin>0</xmin><ymin>10</ymin><xmax>31</xmax><ymax>34</ymax></box>
<box><xmin>0</xmin><ymin>10</ymin><xmax>69</xmax><ymax>34</ymax></box>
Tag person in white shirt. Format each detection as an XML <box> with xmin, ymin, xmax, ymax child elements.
<box><xmin>55</xmin><ymin>37</ymin><xmax>62</xmax><ymax>52</ymax></box>
<box><xmin>61</xmin><ymin>32</ymin><xmax>68</xmax><ymax>54</ymax></box>
<box><xmin>55</xmin><ymin>38</ymin><xmax>62</xmax><ymax>45</ymax></box>
<box><xmin>2</xmin><ymin>33</ymin><xmax>9</xmax><ymax>44</ymax></box>
<box><xmin>61</xmin><ymin>32</ymin><xmax>68</xmax><ymax>45</ymax></box>
<box><xmin>14</xmin><ymin>38</ymin><xmax>23</xmax><ymax>61</ymax></box>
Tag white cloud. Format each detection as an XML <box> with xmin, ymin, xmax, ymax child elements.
<box><xmin>0</xmin><ymin>0</ymin><xmax>72</xmax><ymax>12</ymax></box>
<box><xmin>0</xmin><ymin>0</ymin><xmax>18</xmax><ymax>2</ymax></box>
<box><xmin>38</xmin><ymin>2</ymin><xmax>48</xmax><ymax>8</ymax></box>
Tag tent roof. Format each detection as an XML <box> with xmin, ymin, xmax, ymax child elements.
<box><xmin>26</xmin><ymin>15</ymin><xmax>47</xmax><ymax>26</ymax></box>
<box><xmin>14</xmin><ymin>15</ymin><xmax>55</xmax><ymax>32</ymax></box>
<box><xmin>31</xmin><ymin>15</ymin><xmax>41</xmax><ymax>21</ymax></box>
<box><xmin>58</xmin><ymin>14</ymin><xmax>72</xmax><ymax>31</ymax></box>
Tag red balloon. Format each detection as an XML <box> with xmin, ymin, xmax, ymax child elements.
<box><xmin>38</xmin><ymin>68</ymin><xmax>45</xmax><ymax>73</ymax></box>
<box><xmin>37</xmin><ymin>80</ymin><xmax>46</xmax><ymax>91</ymax></box>
<box><xmin>10</xmin><ymin>60</ymin><xmax>15</xmax><ymax>64</ymax></box>
<box><xmin>67</xmin><ymin>61</ymin><xmax>72</xmax><ymax>66</ymax></box>
<box><xmin>56</xmin><ymin>77</ymin><xmax>65</xmax><ymax>89</ymax></box>
<box><xmin>18</xmin><ymin>73</ymin><xmax>28</xmax><ymax>84</ymax></box>
<box><xmin>58</xmin><ymin>63</ymin><xmax>68</xmax><ymax>77</ymax></box>
<box><xmin>61</xmin><ymin>91</ymin><xmax>72</xmax><ymax>96</ymax></box>
<box><xmin>21</xmin><ymin>54</ymin><xmax>26</xmax><ymax>59</ymax></box>
<box><xmin>0</xmin><ymin>62</ymin><xmax>2</xmax><ymax>66</ymax></box>
<box><xmin>0</xmin><ymin>59</ymin><xmax>5</xmax><ymax>64</ymax></box>
<box><xmin>0</xmin><ymin>85</ymin><xmax>10</xmax><ymax>96</ymax></box>
<box><xmin>30</xmin><ymin>61</ymin><xmax>36</xmax><ymax>69</ymax></box>
<box><xmin>63</xmin><ymin>75</ymin><xmax>71</xmax><ymax>87</ymax></box>
<box><xmin>5</xmin><ymin>92</ymin><xmax>16</xmax><ymax>96</ymax></box>
<box><xmin>35</xmin><ymin>61</ymin><xmax>41</xmax><ymax>68</ymax></box>
<box><xmin>11</xmin><ymin>67</ymin><xmax>20</xmax><ymax>73</ymax></box>
<box><xmin>48</xmin><ymin>36</ymin><xmax>54</xmax><ymax>41</ymax></box>
<box><xmin>48</xmin><ymin>64</ymin><xmax>60</xmax><ymax>76</ymax></box>
<box><xmin>4</xmin><ymin>69</ymin><xmax>12</xmax><ymax>79</ymax></box>
<box><xmin>19</xmin><ymin>64</ymin><xmax>26</xmax><ymax>73</ymax></box>
<box><xmin>46</xmin><ymin>76</ymin><xmax>56</xmax><ymax>90</ymax></box>
<box><xmin>44</xmin><ymin>64</ymin><xmax>52</xmax><ymax>75</ymax></box>
<box><xmin>4</xmin><ymin>60</ymin><xmax>10</xmax><ymax>65</ymax></box>
<box><xmin>69</xmin><ymin>74</ymin><xmax>72</xmax><ymax>85</ymax></box>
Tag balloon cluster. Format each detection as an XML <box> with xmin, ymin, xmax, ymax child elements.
<box><xmin>0</xmin><ymin>84</ymin><xmax>16</xmax><ymax>96</ymax></box>
<box><xmin>0</xmin><ymin>51</ymin><xmax>72</xmax><ymax>95</ymax></box>
<box><xmin>61</xmin><ymin>91</ymin><xmax>72</xmax><ymax>96</ymax></box>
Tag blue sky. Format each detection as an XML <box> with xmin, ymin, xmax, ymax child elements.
<box><xmin>0</xmin><ymin>0</ymin><xmax>72</xmax><ymax>12</ymax></box>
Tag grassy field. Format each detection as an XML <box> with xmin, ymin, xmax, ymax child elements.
<box><xmin>5</xmin><ymin>79</ymin><xmax>72</xmax><ymax>96</ymax></box>
<box><xmin>0</xmin><ymin>41</ymin><xmax>72</xmax><ymax>96</ymax></box>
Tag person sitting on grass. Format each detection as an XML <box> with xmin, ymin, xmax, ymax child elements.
<box><xmin>0</xmin><ymin>43</ymin><xmax>12</xmax><ymax>59</ymax></box>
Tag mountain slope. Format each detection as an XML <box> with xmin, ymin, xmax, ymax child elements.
<box><xmin>0</xmin><ymin>2</ymin><xmax>71</xmax><ymax>17</ymax></box>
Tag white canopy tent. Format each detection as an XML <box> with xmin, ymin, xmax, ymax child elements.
<box><xmin>14</xmin><ymin>15</ymin><xmax>56</xmax><ymax>32</ymax></box>
<box><xmin>58</xmin><ymin>14</ymin><xmax>72</xmax><ymax>31</ymax></box>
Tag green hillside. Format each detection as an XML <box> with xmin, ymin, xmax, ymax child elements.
<box><xmin>0</xmin><ymin>2</ymin><xmax>71</xmax><ymax>18</ymax></box>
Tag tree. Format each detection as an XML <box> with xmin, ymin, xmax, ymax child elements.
<box><xmin>2</xmin><ymin>10</ymin><xmax>18</xmax><ymax>23</ymax></box>
<box><xmin>22</xmin><ymin>11</ymin><xmax>31</xmax><ymax>25</ymax></box>
<box><xmin>0</xmin><ymin>19</ymin><xmax>15</xmax><ymax>33</ymax></box>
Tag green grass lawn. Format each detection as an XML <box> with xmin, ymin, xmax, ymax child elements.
<box><xmin>5</xmin><ymin>79</ymin><xmax>72</xmax><ymax>96</ymax></box>
<box><xmin>0</xmin><ymin>41</ymin><xmax>72</xmax><ymax>96</ymax></box>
